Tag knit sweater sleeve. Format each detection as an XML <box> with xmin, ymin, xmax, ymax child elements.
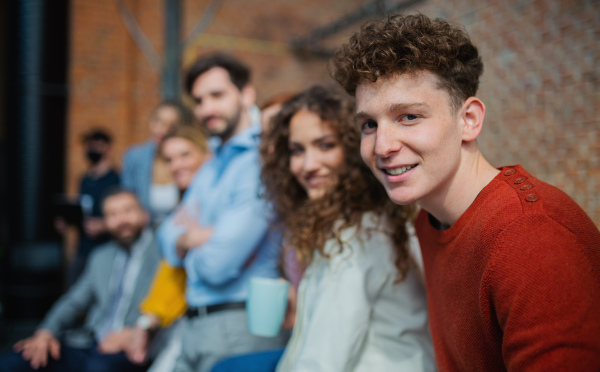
<box><xmin>487</xmin><ymin>214</ymin><xmax>600</xmax><ymax>371</ymax></box>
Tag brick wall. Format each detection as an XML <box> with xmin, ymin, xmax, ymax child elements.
<box><xmin>404</xmin><ymin>0</ymin><xmax>600</xmax><ymax>226</ymax></box>
<box><xmin>67</xmin><ymin>0</ymin><xmax>600</xmax><ymax>226</ymax></box>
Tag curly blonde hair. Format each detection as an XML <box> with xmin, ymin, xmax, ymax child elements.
<box><xmin>330</xmin><ymin>13</ymin><xmax>483</xmax><ymax>110</ymax></box>
<box><xmin>260</xmin><ymin>85</ymin><xmax>414</xmax><ymax>280</ymax></box>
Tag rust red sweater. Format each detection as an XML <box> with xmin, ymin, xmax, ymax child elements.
<box><xmin>416</xmin><ymin>165</ymin><xmax>600</xmax><ymax>371</ymax></box>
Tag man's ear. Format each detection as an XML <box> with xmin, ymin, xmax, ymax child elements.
<box><xmin>241</xmin><ymin>84</ymin><xmax>256</xmax><ymax>108</ymax></box>
<box><xmin>460</xmin><ymin>97</ymin><xmax>486</xmax><ymax>142</ymax></box>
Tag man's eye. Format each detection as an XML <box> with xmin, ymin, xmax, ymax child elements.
<box><xmin>361</xmin><ymin>120</ymin><xmax>377</xmax><ymax>132</ymax></box>
<box><xmin>404</xmin><ymin>114</ymin><xmax>418</xmax><ymax>121</ymax></box>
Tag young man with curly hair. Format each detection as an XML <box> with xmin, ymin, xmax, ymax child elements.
<box><xmin>330</xmin><ymin>13</ymin><xmax>600</xmax><ymax>372</ymax></box>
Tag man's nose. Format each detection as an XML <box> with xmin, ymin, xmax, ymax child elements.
<box><xmin>374</xmin><ymin>123</ymin><xmax>402</xmax><ymax>158</ymax></box>
<box><xmin>197</xmin><ymin>99</ymin><xmax>217</xmax><ymax>118</ymax></box>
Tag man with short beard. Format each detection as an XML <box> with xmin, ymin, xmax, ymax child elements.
<box><xmin>156</xmin><ymin>53</ymin><xmax>286</xmax><ymax>372</ymax></box>
<box><xmin>0</xmin><ymin>188</ymin><xmax>160</xmax><ymax>372</ymax></box>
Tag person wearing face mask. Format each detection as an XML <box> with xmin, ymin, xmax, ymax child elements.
<box><xmin>121</xmin><ymin>100</ymin><xmax>194</xmax><ymax>228</ymax></box>
<box><xmin>56</xmin><ymin>129</ymin><xmax>120</xmax><ymax>285</ymax></box>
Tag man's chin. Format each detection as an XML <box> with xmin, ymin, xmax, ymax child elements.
<box><xmin>386</xmin><ymin>187</ymin><xmax>418</xmax><ymax>206</ymax></box>
<box><xmin>113</xmin><ymin>229</ymin><xmax>143</xmax><ymax>248</ymax></box>
<box><xmin>115</xmin><ymin>236</ymin><xmax>136</xmax><ymax>247</ymax></box>
<box><xmin>205</xmin><ymin>123</ymin><xmax>222</xmax><ymax>132</ymax></box>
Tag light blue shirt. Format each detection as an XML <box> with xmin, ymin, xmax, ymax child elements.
<box><xmin>121</xmin><ymin>140</ymin><xmax>156</xmax><ymax>214</ymax></box>
<box><xmin>158</xmin><ymin>124</ymin><xmax>281</xmax><ymax>307</ymax></box>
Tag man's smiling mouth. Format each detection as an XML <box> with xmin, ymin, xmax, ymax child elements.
<box><xmin>383</xmin><ymin>164</ymin><xmax>417</xmax><ymax>176</ymax></box>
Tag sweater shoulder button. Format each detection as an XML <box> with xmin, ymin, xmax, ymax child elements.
<box><xmin>514</xmin><ymin>177</ymin><xmax>527</xmax><ymax>184</ymax></box>
<box><xmin>525</xmin><ymin>194</ymin><xmax>539</xmax><ymax>202</ymax></box>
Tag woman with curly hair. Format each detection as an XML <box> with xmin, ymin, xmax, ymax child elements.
<box><xmin>211</xmin><ymin>85</ymin><xmax>435</xmax><ymax>372</ymax></box>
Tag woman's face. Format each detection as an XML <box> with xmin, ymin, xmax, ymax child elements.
<box><xmin>161</xmin><ymin>137</ymin><xmax>207</xmax><ymax>190</ymax></box>
<box><xmin>288</xmin><ymin>109</ymin><xmax>345</xmax><ymax>200</ymax></box>
<box><xmin>150</xmin><ymin>106</ymin><xmax>180</xmax><ymax>143</ymax></box>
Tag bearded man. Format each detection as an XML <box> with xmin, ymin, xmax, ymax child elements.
<box><xmin>0</xmin><ymin>188</ymin><xmax>159</xmax><ymax>372</ymax></box>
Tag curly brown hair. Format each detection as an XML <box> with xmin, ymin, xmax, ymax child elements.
<box><xmin>260</xmin><ymin>85</ymin><xmax>415</xmax><ymax>280</ymax></box>
<box><xmin>330</xmin><ymin>13</ymin><xmax>483</xmax><ymax>110</ymax></box>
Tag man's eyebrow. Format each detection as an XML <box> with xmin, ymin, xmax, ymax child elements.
<box><xmin>355</xmin><ymin>102</ymin><xmax>430</xmax><ymax>122</ymax></box>
<box><xmin>355</xmin><ymin>111</ymin><xmax>371</xmax><ymax>121</ymax></box>
<box><xmin>388</xmin><ymin>102</ymin><xmax>429</xmax><ymax>112</ymax></box>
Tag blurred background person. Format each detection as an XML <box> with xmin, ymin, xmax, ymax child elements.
<box><xmin>109</xmin><ymin>125</ymin><xmax>210</xmax><ymax>372</ymax></box>
<box><xmin>0</xmin><ymin>189</ymin><xmax>159</xmax><ymax>372</ymax></box>
<box><xmin>159</xmin><ymin>53</ymin><xmax>286</xmax><ymax>372</ymax></box>
<box><xmin>55</xmin><ymin>129</ymin><xmax>120</xmax><ymax>285</ymax></box>
<box><xmin>121</xmin><ymin>100</ymin><xmax>195</xmax><ymax>228</ymax></box>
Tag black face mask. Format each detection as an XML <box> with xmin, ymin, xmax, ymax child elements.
<box><xmin>86</xmin><ymin>150</ymin><xmax>103</xmax><ymax>164</ymax></box>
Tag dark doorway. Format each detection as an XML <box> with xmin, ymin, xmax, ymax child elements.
<box><xmin>1</xmin><ymin>0</ymin><xmax>70</xmax><ymax>346</ymax></box>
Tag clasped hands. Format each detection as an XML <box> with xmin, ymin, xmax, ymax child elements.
<box><xmin>13</xmin><ymin>328</ymin><xmax>149</xmax><ymax>368</ymax></box>
<box><xmin>174</xmin><ymin>204</ymin><xmax>213</xmax><ymax>259</ymax></box>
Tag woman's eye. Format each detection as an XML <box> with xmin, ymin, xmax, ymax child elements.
<box><xmin>319</xmin><ymin>143</ymin><xmax>336</xmax><ymax>150</ymax></box>
<box><xmin>289</xmin><ymin>148</ymin><xmax>303</xmax><ymax>156</ymax></box>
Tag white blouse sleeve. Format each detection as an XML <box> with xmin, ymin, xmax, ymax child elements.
<box><xmin>287</xmin><ymin>230</ymin><xmax>394</xmax><ymax>372</ymax></box>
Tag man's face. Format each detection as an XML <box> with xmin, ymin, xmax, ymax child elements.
<box><xmin>355</xmin><ymin>71</ymin><xmax>463</xmax><ymax>207</ymax></box>
<box><xmin>103</xmin><ymin>193</ymin><xmax>147</xmax><ymax>247</ymax></box>
<box><xmin>190</xmin><ymin>67</ymin><xmax>245</xmax><ymax>141</ymax></box>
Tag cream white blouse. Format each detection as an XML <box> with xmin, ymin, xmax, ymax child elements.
<box><xmin>276</xmin><ymin>212</ymin><xmax>436</xmax><ymax>372</ymax></box>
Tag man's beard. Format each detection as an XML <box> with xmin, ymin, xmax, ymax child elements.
<box><xmin>202</xmin><ymin>103</ymin><xmax>243</xmax><ymax>141</ymax></box>
<box><xmin>110</xmin><ymin>223</ymin><xmax>143</xmax><ymax>248</ymax></box>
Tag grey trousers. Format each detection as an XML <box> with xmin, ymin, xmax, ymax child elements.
<box><xmin>172</xmin><ymin>309</ymin><xmax>288</xmax><ymax>372</ymax></box>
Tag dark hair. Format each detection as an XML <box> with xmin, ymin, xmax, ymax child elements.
<box><xmin>260</xmin><ymin>85</ymin><xmax>414</xmax><ymax>280</ymax></box>
<box><xmin>82</xmin><ymin>128</ymin><xmax>112</xmax><ymax>144</ymax></box>
<box><xmin>330</xmin><ymin>13</ymin><xmax>483</xmax><ymax>110</ymax></box>
<box><xmin>152</xmin><ymin>100</ymin><xmax>195</xmax><ymax>126</ymax></box>
<box><xmin>184</xmin><ymin>53</ymin><xmax>251</xmax><ymax>94</ymax></box>
<box><xmin>100</xmin><ymin>186</ymin><xmax>140</xmax><ymax>209</ymax></box>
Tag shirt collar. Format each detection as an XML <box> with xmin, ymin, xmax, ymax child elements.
<box><xmin>120</xmin><ymin>227</ymin><xmax>152</xmax><ymax>256</ymax></box>
<box><xmin>209</xmin><ymin>105</ymin><xmax>262</xmax><ymax>153</ymax></box>
<box><xmin>213</xmin><ymin>123</ymin><xmax>261</xmax><ymax>154</ymax></box>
